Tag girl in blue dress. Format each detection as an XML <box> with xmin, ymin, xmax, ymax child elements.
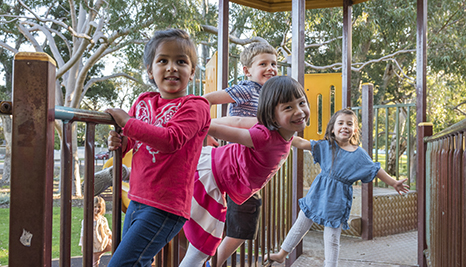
<box><xmin>266</xmin><ymin>108</ymin><xmax>410</xmax><ymax>267</ymax></box>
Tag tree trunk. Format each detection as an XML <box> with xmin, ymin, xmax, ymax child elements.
<box><xmin>55</xmin><ymin>120</ymin><xmax>82</xmax><ymax>197</ymax></box>
<box><xmin>386</xmin><ymin>108</ymin><xmax>408</xmax><ymax>176</ymax></box>
<box><xmin>409</xmin><ymin>133</ymin><xmax>416</xmax><ymax>185</ymax></box>
<box><xmin>72</xmin><ymin>122</ymin><xmax>82</xmax><ymax>197</ymax></box>
<box><xmin>387</xmin><ymin>135</ymin><xmax>407</xmax><ymax>175</ymax></box>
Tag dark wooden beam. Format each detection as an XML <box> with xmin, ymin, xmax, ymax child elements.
<box><xmin>361</xmin><ymin>84</ymin><xmax>374</xmax><ymax>240</ymax></box>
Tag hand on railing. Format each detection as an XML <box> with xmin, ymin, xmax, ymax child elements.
<box><xmin>105</xmin><ymin>108</ymin><xmax>131</xmax><ymax>127</ymax></box>
<box><xmin>108</xmin><ymin>130</ymin><xmax>127</xmax><ymax>152</ymax></box>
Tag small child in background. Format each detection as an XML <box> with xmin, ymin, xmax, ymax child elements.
<box><xmin>179</xmin><ymin>76</ymin><xmax>310</xmax><ymax>267</ymax></box>
<box><xmin>105</xmin><ymin>28</ymin><xmax>211</xmax><ymax>266</ymax></box>
<box><xmin>203</xmin><ymin>41</ymin><xmax>278</xmax><ymax>267</ymax></box>
<box><xmin>265</xmin><ymin>108</ymin><xmax>410</xmax><ymax>267</ymax></box>
<box><xmin>79</xmin><ymin>196</ymin><xmax>112</xmax><ymax>267</ymax></box>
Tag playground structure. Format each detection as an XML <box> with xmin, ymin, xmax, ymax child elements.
<box><xmin>4</xmin><ymin>1</ymin><xmax>466</xmax><ymax>267</ymax></box>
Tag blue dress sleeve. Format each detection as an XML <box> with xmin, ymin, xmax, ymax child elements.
<box><xmin>359</xmin><ymin>151</ymin><xmax>381</xmax><ymax>183</ymax></box>
<box><xmin>310</xmin><ymin>140</ymin><xmax>320</xmax><ymax>164</ymax></box>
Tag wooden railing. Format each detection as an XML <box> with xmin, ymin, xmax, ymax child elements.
<box><xmin>353</xmin><ymin>103</ymin><xmax>416</xmax><ymax>187</ymax></box>
<box><xmin>422</xmin><ymin>119</ymin><xmax>465</xmax><ymax>267</ymax></box>
<box><xmin>8</xmin><ymin>52</ymin><xmax>300</xmax><ymax>267</ymax></box>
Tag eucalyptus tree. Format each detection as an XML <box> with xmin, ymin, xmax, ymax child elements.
<box><xmin>202</xmin><ymin>0</ymin><xmax>465</xmax><ymax>178</ymax></box>
<box><xmin>0</xmin><ymin>0</ymin><xmax>207</xmax><ymax>195</ymax></box>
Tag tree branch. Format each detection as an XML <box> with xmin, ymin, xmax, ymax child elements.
<box><xmin>21</xmin><ymin>21</ymin><xmax>65</xmax><ymax>67</ymax></box>
<box><xmin>201</xmin><ymin>25</ymin><xmax>269</xmax><ymax>45</ymax></box>
<box><xmin>305</xmin><ymin>36</ymin><xmax>342</xmax><ymax>49</ymax></box>
<box><xmin>351</xmin><ymin>49</ymin><xmax>415</xmax><ymax>71</ymax></box>
<box><xmin>0</xmin><ymin>41</ymin><xmax>18</xmax><ymax>53</ymax></box>
<box><xmin>18</xmin><ymin>0</ymin><xmax>94</xmax><ymax>43</ymax></box>
<box><xmin>80</xmin><ymin>73</ymin><xmax>147</xmax><ymax>104</ymax></box>
<box><xmin>16</xmin><ymin>23</ymin><xmax>43</xmax><ymax>52</ymax></box>
<box><xmin>71</xmin><ymin>18</ymin><xmax>154</xmax><ymax>108</ymax></box>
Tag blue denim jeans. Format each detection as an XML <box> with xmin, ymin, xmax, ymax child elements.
<box><xmin>108</xmin><ymin>201</ymin><xmax>187</xmax><ymax>267</ymax></box>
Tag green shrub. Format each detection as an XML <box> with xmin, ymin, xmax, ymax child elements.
<box><xmin>0</xmin><ymin>193</ymin><xmax>9</xmax><ymax>205</ymax></box>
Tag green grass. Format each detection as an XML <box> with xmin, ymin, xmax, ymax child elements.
<box><xmin>0</xmin><ymin>209</ymin><xmax>8</xmax><ymax>266</ymax></box>
<box><xmin>0</xmin><ymin>207</ymin><xmax>122</xmax><ymax>266</ymax></box>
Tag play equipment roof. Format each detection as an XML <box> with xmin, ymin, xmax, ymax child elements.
<box><xmin>230</xmin><ymin>0</ymin><xmax>371</xmax><ymax>12</ymax></box>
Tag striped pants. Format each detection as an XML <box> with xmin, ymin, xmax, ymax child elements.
<box><xmin>183</xmin><ymin>146</ymin><xmax>227</xmax><ymax>256</ymax></box>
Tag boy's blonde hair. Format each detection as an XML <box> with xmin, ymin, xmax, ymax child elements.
<box><xmin>240</xmin><ymin>42</ymin><xmax>277</xmax><ymax>67</ymax></box>
<box><xmin>94</xmin><ymin>196</ymin><xmax>106</xmax><ymax>216</ymax></box>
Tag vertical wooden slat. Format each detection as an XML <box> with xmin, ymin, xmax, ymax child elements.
<box><xmin>447</xmin><ymin>137</ymin><xmax>454</xmax><ymax>266</ymax></box>
<box><xmin>452</xmin><ymin>134</ymin><xmax>462</xmax><ymax>266</ymax></box>
<box><xmin>172</xmin><ymin>232</ymin><xmax>179</xmax><ymax>266</ymax></box>
<box><xmin>253</xmin><ymin>238</ymin><xmax>259</xmax><ymax>266</ymax></box>
<box><xmin>395</xmin><ymin>107</ymin><xmax>400</xmax><ymax>179</ymax></box>
<box><xmin>434</xmin><ymin>140</ymin><xmax>441</xmax><ymax>267</ymax></box>
<box><xmin>9</xmin><ymin>52</ymin><xmax>55</xmax><ymax>267</ymax></box>
<box><xmin>417</xmin><ymin>123</ymin><xmax>432</xmax><ymax>267</ymax></box>
<box><xmin>384</xmin><ymin>107</ymin><xmax>389</xmax><ymax>184</ymax></box>
<box><xmin>112</xmin><ymin>125</ymin><xmax>123</xmax><ymax>252</ymax></box>
<box><xmin>430</xmin><ymin>141</ymin><xmax>439</xmax><ymax>266</ymax></box>
<box><xmin>406</xmin><ymin>106</ymin><xmax>411</xmax><ymax>183</ymax></box>
<box><xmin>361</xmin><ymin>84</ymin><xmax>374</xmax><ymax>240</ymax></box>
<box><xmin>83</xmin><ymin>123</ymin><xmax>96</xmax><ymax>267</ymax></box>
<box><xmin>462</xmin><ymin>133</ymin><xmax>466</xmax><ymax>267</ymax></box>
<box><xmin>441</xmin><ymin>139</ymin><xmax>448</xmax><ymax>266</ymax></box>
<box><xmin>59</xmin><ymin>122</ymin><xmax>73</xmax><ymax>267</ymax></box>
<box><xmin>240</xmin><ymin>242</ymin><xmax>245</xmax><ymax>267</ymax></box>
<box><xmin>424</xmin><ymin>142</ymin><xmax>432</xmax><ymax>263</ymax></box>
<box><xmin>260</xmin><ymin>186</ymin><xmax>266</xmax><ymax>265</ymax></box>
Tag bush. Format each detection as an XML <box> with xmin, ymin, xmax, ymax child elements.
<box><xmin>0</xmin><ymin>193</ymin><xmax>9</xmax><ymax>205</ymax></box>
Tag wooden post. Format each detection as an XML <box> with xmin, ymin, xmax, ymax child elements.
<box><xmin>416</xmin><ymin>0</ymin><xmax>428</xmax><ymax>265</ymax></box>
<box><xmin>361</xmin><ymin>84</ymin><xmax>374</xmax><ymax>240</ymax></box>
<box><xmin>342</xmin><ymin>0</ymin><xmax>352</xmax><ymax>108</ymax></box>
<box><xmin>9</xmin><ymin>52</ymin><xmax>56</xmax><ymax>266</ymax></box>
<box><xmin>288</xmin><ymin>0</ymin><xmax>305</xmax><ymax>265</ymax></box>
<box><xmin>217</xmin><ymin>0</ymin><xmax>229</xmax><ymax>118</ymax></box>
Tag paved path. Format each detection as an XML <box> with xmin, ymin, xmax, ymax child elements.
<box><xmin>279</xmin><ymin>230</ymin><xmax>418</xmax><ymax>267</ymax></box>
<box><xmin>56</xmin><ymin>230</ymin><xmax>417</xmax><ymax>267</ymax></box>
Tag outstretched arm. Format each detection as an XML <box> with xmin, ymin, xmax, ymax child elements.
<box><xmin>291</xmin><ymin>136</ymin><xmax>312</xmax><ymax>150</ymax></box>
<box><xmin>208</xmin><ymin>117</ymin><xmax>257</xmax><ymax>148</ymax></box>
<box><xmin>376</xmin><ymin>168</ymin><xmax>410</xmax><ymax>195</ymax></box>
<box><xmin>211</xmin><ymin>116</ymin><xmax>257</xmax><ymax>129</ymax></box>
<box><xmin>204</xmin><ymin>90</ymin><xmax>235</xmax><ymax>106</ymax></box>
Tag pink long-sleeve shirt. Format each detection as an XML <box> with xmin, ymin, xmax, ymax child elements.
<box><xmin>123</xmin><ymin>92</ymin><xmax>210</xmax><ymax>219</ymax></box>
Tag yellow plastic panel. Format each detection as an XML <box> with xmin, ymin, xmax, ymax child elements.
<box><xmin>204</xmin><ymin>51</ymin><xmax>218</xmax><ymax>118</ymax></box>
<box><xmin>304</xmin><ymin>73</ymin><xmax>342</xmax><ymax>141</ymax></box>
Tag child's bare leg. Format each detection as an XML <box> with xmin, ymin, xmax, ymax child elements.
<box><xmin>267</xmin><ymin>210</ymin><xmax>314</xmax><ymax>263</ymax></box>
<box><xmin>215</xmin><ymin>236</ymin><xmax>245</xmax><ymax>267</ymax></box>
<box><xmin>266</xmin><ymin>248</ymin><xmax>289</xmax><ymax>263</ymax></box>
